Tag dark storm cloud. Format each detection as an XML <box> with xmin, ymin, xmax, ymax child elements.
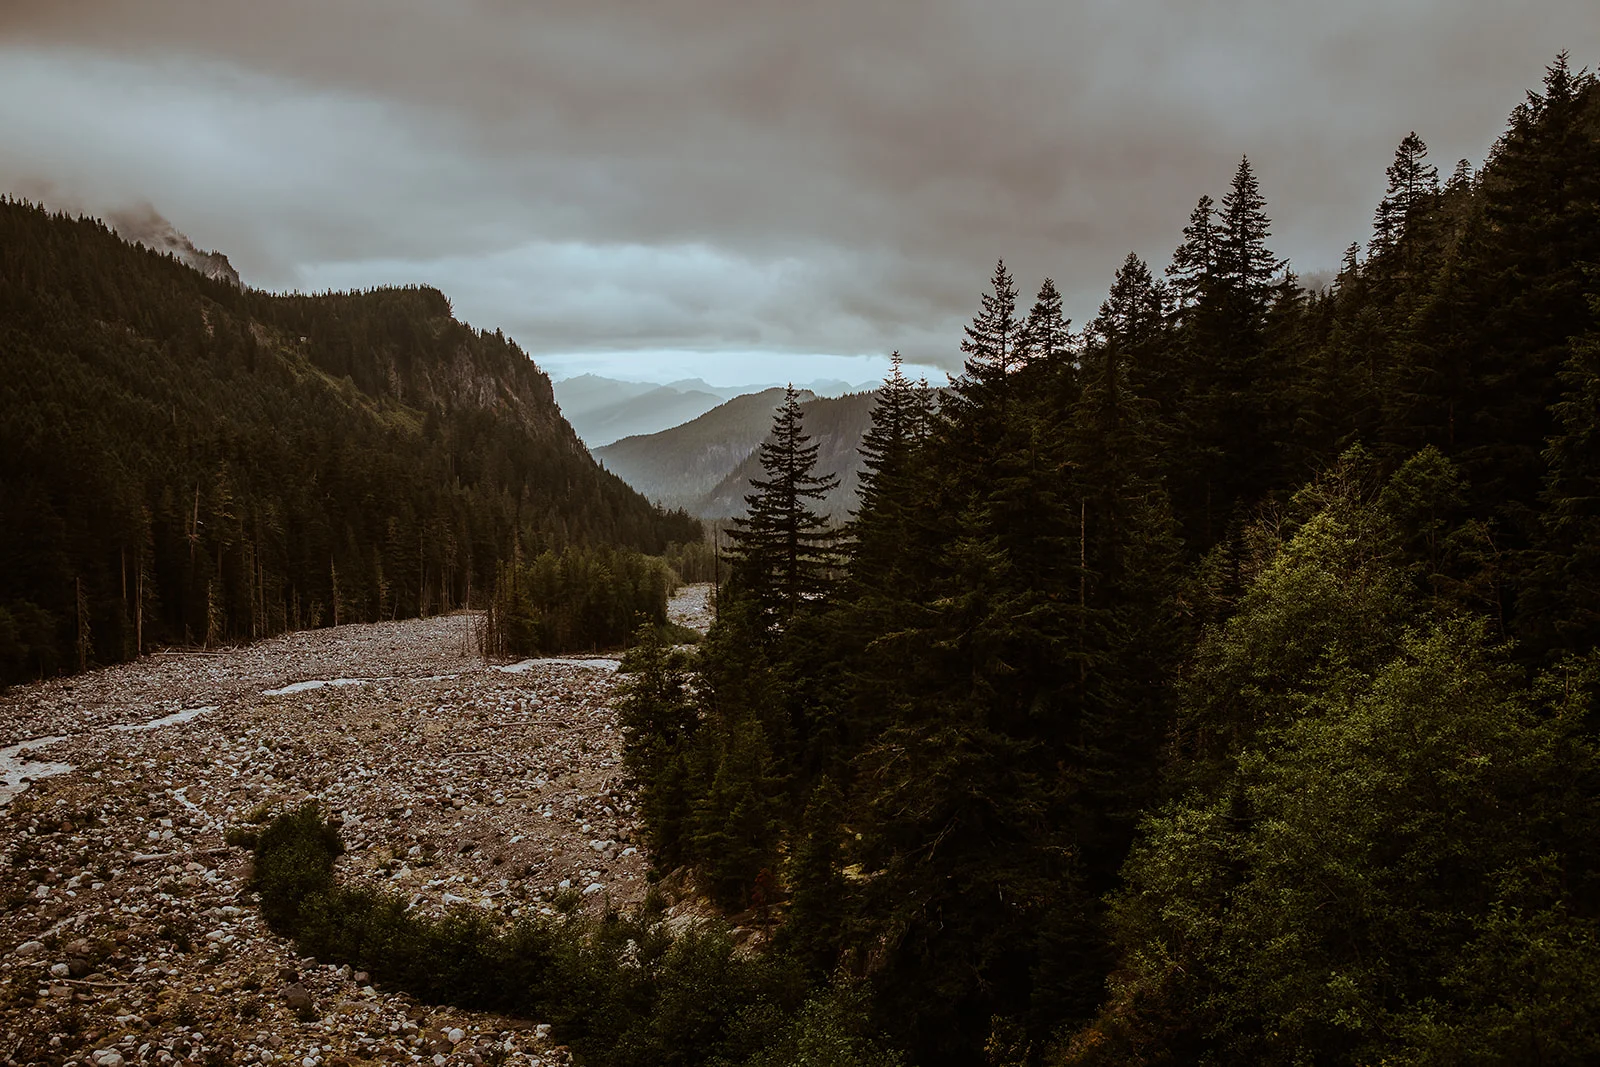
<box><xmin>2</xmin><ymin>0</ymin><xmax>1596</xmax><ymax>373</ymax></box>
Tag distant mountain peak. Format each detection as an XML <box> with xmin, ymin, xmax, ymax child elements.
<box><xmin>107</xmin><ymin>204</ymin><xmax>242</xmax><ymax>288</ymax></box>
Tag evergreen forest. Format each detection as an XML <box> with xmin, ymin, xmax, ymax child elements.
<box><xmin>0</xmin><ymin>202</ymin><xmax>701</xmax><ymax>683</ymax></box>
<box><xmin>479</xmin><ymin>544</ymin><xmax>681</xmax><ymax>658</ymax></box>
<box><xmin>611</xmin><ymin>56</ymin><xmax>1600</xmax><ymax>1064</ymax></box>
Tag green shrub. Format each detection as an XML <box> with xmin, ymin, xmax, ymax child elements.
<box><xmin>249</xmin><ymin>801</ymin><xmax>343</xmax><ymax>932</ymax></box>
<box><xmin>224</xmin><ymin>826</ymin><xmax>259</xmax><ymax>849</ymax></box>
<box><xmin>245</xmin><ymin>804</ymin><xmax>893</xmax><ymax>1066</ymax></box>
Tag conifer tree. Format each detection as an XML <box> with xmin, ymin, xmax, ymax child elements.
<box><xmin>780</xmin><ymin>775</ymin><xmax>849</xmax><ymax>975</ymax></box>
<box><xmin>1370</xmin><ymin>131</ymin><xmax>1440</xmax><ymax>255</ymax></box>
<box><xmin>689</xmin><ymin>703</ymin><xmax>785</xmax><ymax>909</ymax></box>
<box><xmin>949</xmin><ymin>259</ymin><xmax>1021</xmax><ymax>418</ymax></box>
<box><xmin>849</xmin><ymin>354</ymin><xmax>923</xmax><ymax>597</ymax></box>
<box><xmin>617</xmin><ymin>625</ymin><xmax>700</xmax><ymax>869</ymax></box>
<box><xmin>1018</xmin><ymin>277</ymin><xmax>1075</xmax><ymax>370</ymax></box>
<box><xmin>1528</xmin><ymin>295</ymin><xmax>1600</xmax><ymax>653</ymax></box>
<box><xmin>853</xmin><ymin>353</ymin><xmax>918</xmax><ymax>524</ymax></box>
<box><xmin>1216</xmin><ymin>156</ymin><xmax>1285</xmax><ymax>306</ymax></box>
<box><xmin>726</xmin><ymin>386</ymin><xmax>839</xmax><ymax>624</ymax></box>
<box><xmin>1092</xmin><ymin>253</ymin><xmax>1166</xmax><ymax>350</ymax></box>
<box><xmin>1165</xmin><ymin>159</ymin><xmax>1290</xmax><ymax>545</ymax></box>
<box><xmin>1165</xmin><ymin>194</ymin><xmax>1219</xmax><ymax>313</ymax></box>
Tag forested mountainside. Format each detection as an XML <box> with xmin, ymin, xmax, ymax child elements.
<box><xmin>0</xmin><ymin>199</ymin><xmax>699</xmax><ymax>684</ymax></box>
<box><xmin>697</xmin><ymin>390</ymin><xmax>880</xmax><ymax>519</ymax></box>
<box><xmin>593</xmin><ymin>387</ymin><xmax>806</xmax><ymax>510</ymax></box>
<box><xmin>601</xmin><ymin>57</ymin><xmax>1600</xmax><ymax>1065</ymax></box>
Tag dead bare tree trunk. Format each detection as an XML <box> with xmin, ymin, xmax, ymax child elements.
<box><xmin>135</xmin><ymin>560</ymin><xmax>144</xmax><ymax>656</ymax></box>
<box><xmin>75</xmin><ymin>577</ymin><xmax>92</xmax><ymax>672</ymax></box>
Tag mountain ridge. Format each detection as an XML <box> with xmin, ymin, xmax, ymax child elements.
<box><xmin>107</xmin><ymin>203</ymin><xmax>242</xmax><ymax>288</ymax></box>
<box><xmin>0</xmin><ymin>197</ymin><xmax>698</xmax><ymax>682</ymax></box>
<box><xmin>594</xmin><ymin>387</ymin><xmax>880</xmax><ymax>519</ymax></box>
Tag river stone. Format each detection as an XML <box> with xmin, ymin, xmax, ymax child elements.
<box><xmin>282</xmin><ymin>983</ymin><xmax>314</xmax><ymax>1012</ymax></box>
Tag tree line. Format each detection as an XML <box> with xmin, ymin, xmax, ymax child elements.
<box><xmin>0</xmin><ymin>201</ymin><xmax>700</xmax><ymax>684</ymax></box>
<box><xmin>617</xmin><ymin>55</ymin><xmax>1600</xmax><ymax>1065</ymax></box>
<box><xmin>479</xmin><ymin>544</ymin><xmax>680</xmax><ymax>658</ymax></box>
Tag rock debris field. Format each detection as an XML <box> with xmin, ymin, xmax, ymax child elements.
<box><xmin>0</xmin><ymin>585</ymin><xmax>716</xmax><ymax>1067</ymax></box>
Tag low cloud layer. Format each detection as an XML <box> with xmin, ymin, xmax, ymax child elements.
<box><xmin>2</xmin><ymin>1</ymin><xmax>1595</xmax><ymax>378</ymax></box>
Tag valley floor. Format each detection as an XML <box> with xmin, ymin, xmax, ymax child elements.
<box><xmin>0</xmin><ymin>586</ymin><xmax>715</xmax><ymax>1067</ymax></box>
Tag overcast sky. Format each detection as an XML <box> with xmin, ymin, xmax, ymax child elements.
<box><xmin>2</xmin><ymin>1</ymin><xmax>1595</xmax><ymax>386</ymax></box>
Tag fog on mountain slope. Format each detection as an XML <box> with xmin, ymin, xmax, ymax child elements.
<box><xmin>551</xmin><ymin>375</ymin><xmax>729</xmax><ymax>446</ymax></box>
<box><xmin>105</xmin><ymin>203</ymin><xmax>242</xmax><ymax>288</ymax></box>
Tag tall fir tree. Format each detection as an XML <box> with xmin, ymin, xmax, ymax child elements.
<box><xmin>949</xmin><ymin>259</ymin><xmax>1022</xmax><ymax>420</ymax></box>
<box><xmin>1370</xmin><ymin>131</ymin><xmax>1441</xmax><ymax>256</ymax></box>
<box><xmin>1018</xmin><ymin>276</ymin><xmax>1076</xmax><ymax>371</ymax></box>
<box><xmin>1167</xmin><ymin>157</ymin><xmax>1291</xmax><ymax>546</ymax></box>
<box><xmin>726</xmin><ymin>386</ymin><xmax>839</xmax><ymax>625</ymax></box>
<box><xmin>1216</xmin><ymin>156</ymin><xmax>1285</xmax><ymax>306</ymax></box>
<box><xmin>1165</xmin><ymin>194</ymin><xmax>1220</xmax><ymax>314</ymax></box>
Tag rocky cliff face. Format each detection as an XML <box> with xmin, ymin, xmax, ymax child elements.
<box><xmin>108</xmin><ymin>204</ymin><xmax>242</xmax><ymax>288</ymax></box>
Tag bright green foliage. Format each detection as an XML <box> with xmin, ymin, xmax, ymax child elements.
<box><xmin>1063</xmin><ymin>464</ymin><xmax>1600</xmax><ymax>1065</ymax></box>
<box><xmin>1079</xmin><ymin>622</ymin><xmax>1600</xmax><ymax>1065</ymax></box>
<box><xmin>175</xmin><ymin>58</ymin><xmax>1600</xmax><ymax>1067</ymax></box>
<box><xmin>553</xmin><ymin>59</ymin><xmax>1600</xmax><ymax>1067</ymax></box>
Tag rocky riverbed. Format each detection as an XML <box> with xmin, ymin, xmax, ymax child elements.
<box><xmin>0</xmin><ymin>587</ymin><xmax>714</xmax><ymax>1067</ymax></box>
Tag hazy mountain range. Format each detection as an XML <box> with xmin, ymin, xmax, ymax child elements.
<box><xmin>553</xmin><ymin>373</ymin><xmax>877</xmax><ymax>446</ymax></box>
<box><xmin>595</xmin><ymin>388</ymin><xmax>880</xmax><ymax>519</ymax></box>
